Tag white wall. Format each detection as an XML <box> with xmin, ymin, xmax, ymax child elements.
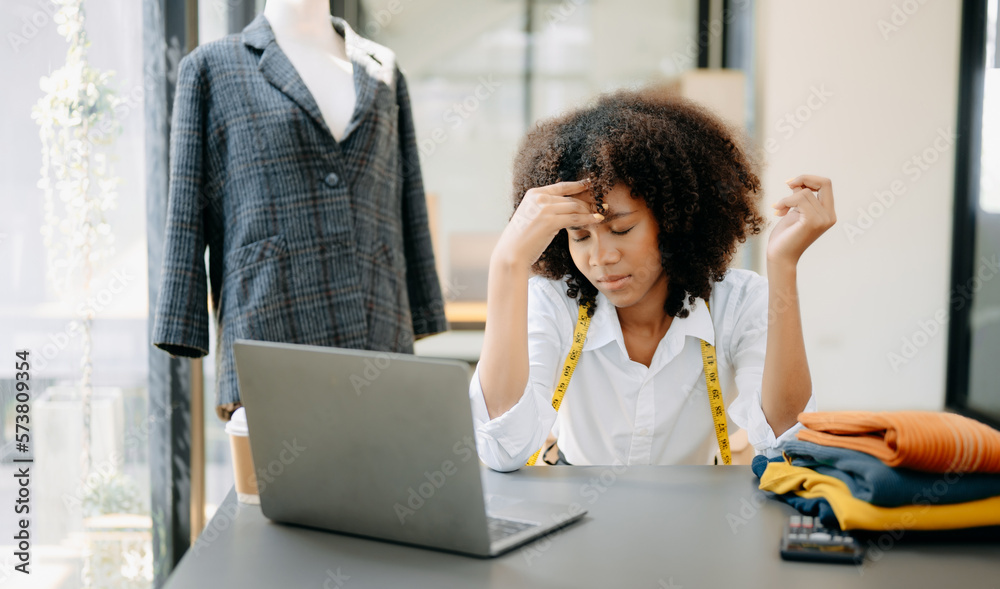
<box><xmin>754</xmin><ymin>0</ymin><xmax>962</xmax><ymax>410</ymax></box>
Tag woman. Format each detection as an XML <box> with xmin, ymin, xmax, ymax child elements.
<box><xmin>470</xmin><ymin>88</ymin><xmax>836</xmax><ymax>471</ymax></box>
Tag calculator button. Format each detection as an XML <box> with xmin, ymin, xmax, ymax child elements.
<box><xmin>809</xmin><ymin>532</ymin><xmax>832</xmax><ymax>542</ymax></box>
<box><xmin>801</xmin><ymin>517</ymin><xmax>814</xmax><ymax>529</ymax></box>
<box><xmin>790</xmin><ymin>515</ymin><xmax>802</xmax><ymax>528</ymax></box>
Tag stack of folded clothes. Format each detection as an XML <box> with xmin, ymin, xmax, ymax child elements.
<box><xmin>752</xmin><ymin>411</ymin><xmax>1000</xmax><ymax>535</ymax></box>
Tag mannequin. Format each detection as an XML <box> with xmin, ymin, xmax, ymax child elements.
<box><xmin>263</xmin><ymin>0</ymin><xmax>356</xmax><ymax>141</ymax></box>
<box><xmin>152</xmin><ymin>8</ymin><xmax>448</xmax><ymax>420</ymax></box>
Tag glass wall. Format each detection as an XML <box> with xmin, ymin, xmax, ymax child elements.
<box><xmin>966</xmin><ymin>0</ymin><xmax>1000</xmax><ymax>422</ymax></box>
<box><xmin>0</xmin><ymin>0</ymin><xmax>152</xmax><ymax>587</ymax></box>
<box><xmin>0</xmin><ymin>2</ymin><xmax>713</xmax><ymax>584</ymax></box>
<box><xmin>194</xmin><ymin>0</ymin><xmax>707</xmax><ymax>527</ymax></box>
<box><xmin>365</xmin><ymin>0</ymin><xmax>701</xmax><ymax>304</ymax></box>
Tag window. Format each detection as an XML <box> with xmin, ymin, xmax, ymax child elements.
<box><xmin>0</xmin><ymin>0</ymin><xmax>153</xmax><ymax>587</ymax></box>
<box><xmin>366</xmin><ymin>0</ymin><xmax>703</xmax><ymax>315</ymax></box>
<box><xmin>947</xmin><ymin>0</ymin><xmax>1000</xmax><ymax>427</ymax></box>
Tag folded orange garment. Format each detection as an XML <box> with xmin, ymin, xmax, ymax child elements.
<box><xmin>796</xmin><ymin>411</ymin><xmax>1000</xmax><ymax>473</ymax></box>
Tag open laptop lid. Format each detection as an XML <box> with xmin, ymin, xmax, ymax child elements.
<box><xmin>232</xmin><ymin>339</ymin><xmax>492</xmax><ymax>555</ymax></box>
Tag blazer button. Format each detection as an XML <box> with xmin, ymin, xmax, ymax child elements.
<box><xmin>324</xmin><ymin>172</ymin><xmax>340</xmax><ymax>187</ymax></box>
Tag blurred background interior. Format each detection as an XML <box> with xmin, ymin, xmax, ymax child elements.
<box><xmin>0</xmin><ymin>0</ymin><xmax>997</xmax><ymax>587</ymax></box>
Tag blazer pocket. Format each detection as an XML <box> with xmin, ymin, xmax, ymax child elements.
<box><xmin>224</xmin><ymin>234</ymin><xmax>288</xmax><ymax>277</ymax></box>
<box><xmin>224</xmin><ymin>234</ymin><xmax>291</xmax><ymax>343</ymax></box>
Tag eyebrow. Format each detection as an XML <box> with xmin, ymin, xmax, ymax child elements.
<box><xmin>568</xmin><ymin>210</ymin><xmax>635</xmax><ymax>231</ymax></box>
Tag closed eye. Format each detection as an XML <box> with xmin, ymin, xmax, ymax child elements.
<box><xmin>570</xmin><ymin>226</ymin><xmax>634</xmax><ymax>242</ymax></box>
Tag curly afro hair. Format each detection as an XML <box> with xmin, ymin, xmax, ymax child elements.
<box><xmin>511</xmin><ymin>87</ymin><xmax>766</xmax><ymax>318</ymax></box>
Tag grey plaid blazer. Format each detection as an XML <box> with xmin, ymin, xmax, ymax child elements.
<box><xmin>152</xmin><ymin>14</ymin><xmax>447</xmax><ymax>408</ymax></box>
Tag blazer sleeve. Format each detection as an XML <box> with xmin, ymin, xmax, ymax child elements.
<box><xmin>151</xmin><ymin>52</ymin><xmax>211</xmax><ymax>358</ymax></box>
<box><xmin>395</xmin><ymin>67</ymin><xmax>448</xmax><ymax>339</ymax></box>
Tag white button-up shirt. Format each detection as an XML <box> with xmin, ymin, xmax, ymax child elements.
<box><xmin>469</xmin><ymin>269</ymin><xmax>816</xmax><ymax>471</ymax></box>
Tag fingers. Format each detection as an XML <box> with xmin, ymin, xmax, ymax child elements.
<box><xmin>785</xmin><ymin>174</ymin><xmax>835</xmax><ymax>216</ymax></box>
<box><xmin>512</xmin><ymin>195</ymin><xmax>601</xmax><ymax>233</ymax></box>
<box><xmin>772</xmin><ymin>187</ymin><xmax>835</xmax><ymax>231</ymax></box>
<box><xmin>532</xmin><ymin>179</ymin><xmax>592</xmax><ymax>197</ymax></box>
<box><xmin>531</xmin><ymin>192</ymin><xmax>600</xmax><ymax>217</ymax></box>
<box><xmin>785</xmin><ymin>174</ymin><xmax>829</xmax><ymax>191</ymax></box>
<box><xmin>566</xmin><ymin>213</ymin><xmax>605</xmax><ymax>227</ymax></box>
<box><xmin>546</xmin><ymin>199</ymin><xmax>596</xmax><ymax>215</ymax></box>
<box><xmin>773</xmin><ymin>188</ymin><xmax>822</xmax><ymax>217</ymax></box>
<box><xmin>547</xmin><ymin>200</ymin><xmax>604</xmax><ymax>226</ymax></box>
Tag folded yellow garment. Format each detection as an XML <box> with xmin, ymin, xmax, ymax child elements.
<box><xmin>796</xmin><ymin>411</ymin><xmax>1000</xmax><ymax>473</ymax></box>
<box><xmin>758</xmin><ymin>459</ymin><xmax>1000</xmax><ymax>531</ymax></box>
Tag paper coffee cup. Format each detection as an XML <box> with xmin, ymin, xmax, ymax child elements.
<box><xmin>225</xmin><ymin>407</ymin><xmax>259</xmax><ymax>505</ymax></box>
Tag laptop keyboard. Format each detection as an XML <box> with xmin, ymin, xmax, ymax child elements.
<box><xmin>487</xmin><ymin>515</ymin><xmax>539</xmax><ymax>542</ymax></box>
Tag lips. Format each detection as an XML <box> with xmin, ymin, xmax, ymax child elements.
<box><xmin>597</xmin><ymin>274</ymin><xmax>631</xmax><ymax>291</ymax></box>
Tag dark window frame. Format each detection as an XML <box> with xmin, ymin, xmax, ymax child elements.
<box><xmin>945</xmin><ymin>0</ymin><xmax>997</xmax><ymax>428</ymax></box>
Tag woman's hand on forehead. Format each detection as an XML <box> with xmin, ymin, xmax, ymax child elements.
<box><xmin>494</xmin><ymin>179</ymin><xmax>605</xmax><ymax>269</ymax></box>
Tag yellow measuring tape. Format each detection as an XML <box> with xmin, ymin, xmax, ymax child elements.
<box><xmin>526</xmin><ymin>301</ymin><xmax>731</xmax><ymax>465</ymax></box>
<box><xmin>700</xmin><ymin>301</ymin><xmax>731</xmax><ymax>465</ymax></box>
<box><xmin>526</xmin><ymin>303</ymin><xmax>592</xmax><ymax>466</ymax></box>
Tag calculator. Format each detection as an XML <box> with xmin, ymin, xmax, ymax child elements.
<box><xmin>780</xmin><ymin>515</ymin><xmax>866</xmax><ymax>564</ymax></box>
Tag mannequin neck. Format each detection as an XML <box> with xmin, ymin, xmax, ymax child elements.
<box><xmin>263</xmin><ymin>0</ymin><xmax>343</xmax><ymax>45</ymax></box>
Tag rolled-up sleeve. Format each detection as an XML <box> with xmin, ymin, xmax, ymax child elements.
<box><xmin>725</xmin><ymin>275</ymin><xmax>817</xmax><ymax>458</ymax></box>
<box><xmin>469</xmin><ymin>278</ymin><xmax>569</xmax><ymax>471</ymax></box>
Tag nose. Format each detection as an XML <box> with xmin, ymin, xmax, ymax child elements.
<box><xmin>589</xmin><ymin>232</ymin><xmax>621</xmax><ymax>267</ymax></box>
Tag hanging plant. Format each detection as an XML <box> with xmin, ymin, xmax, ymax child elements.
<box><xmin>31</xmin><ymin>0</ymin><xmax>122</xmax><ymax>483</ymax></box>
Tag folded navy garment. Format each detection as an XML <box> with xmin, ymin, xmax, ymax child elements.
<box><xmin>751</xmin><ymin>454</ymin><xmax>1000</xmax><ymax>540</ymax></box>
<box><xmin>781</xmin><ymin>440</ymin><xmax>1000</xmax><ymax>508</ymax></box>
<box><xmin>750</xmin><ymin>455</ymin><xmax>840</xmax><ymax>529</ymax></box>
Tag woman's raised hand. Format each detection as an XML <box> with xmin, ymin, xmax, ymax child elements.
<box><xmin>492</xmin><ymin>180</ymin><xmax>602</xmax><ymax>270</ymax></box>
<box><xmin>766</xmin><ymin>175</ymin><xmax>837</xmax><ymax>268</ymax></box>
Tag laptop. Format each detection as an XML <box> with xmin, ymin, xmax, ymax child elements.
<box><xmin>232</xmin><ymin>339</ymin><xmax>587</xmax><ymax>557</ymax></box>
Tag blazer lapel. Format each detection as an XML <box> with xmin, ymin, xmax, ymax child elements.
<box><xmin>242</xmin><ymin>13</ymin><xmax>333</xmax><ymax>137</ymax></box>
<box><xmin>241</xmin><ymin>14</ymin><xmax>390</xmax><ymax>142</ymax></box>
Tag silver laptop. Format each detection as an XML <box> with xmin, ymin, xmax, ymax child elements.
<box><xmin>232</xmin><ymin>339</ymin><xmax>587</xmax><ymax>557</ymax></box>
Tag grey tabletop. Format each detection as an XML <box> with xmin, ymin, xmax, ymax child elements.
<box><xmin>166</xmin><ymin>466</ymin><xmax>1000</xmax><ymax>589</ymax></box>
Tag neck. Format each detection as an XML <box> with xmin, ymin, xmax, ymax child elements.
<box><xmin>264</xmin><ymin>0</ymin><xmax>341</xmax><ymax>42</ymax></box>
<box><xmin>615</xmin><ymin>273</ymin><xmax>672</xmax><ymax>337</ymax></box>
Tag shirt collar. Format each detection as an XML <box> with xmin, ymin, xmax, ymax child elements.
<box><xmin>582</xmin><ymin>291</ymin><xmax>716</xmax><ymax>353</ymax></box>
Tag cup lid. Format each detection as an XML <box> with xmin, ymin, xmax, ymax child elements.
<box><xmin>225</xmin><ymin>406</ymin><xmax>249</xmax><ymax>436</ymax></box>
